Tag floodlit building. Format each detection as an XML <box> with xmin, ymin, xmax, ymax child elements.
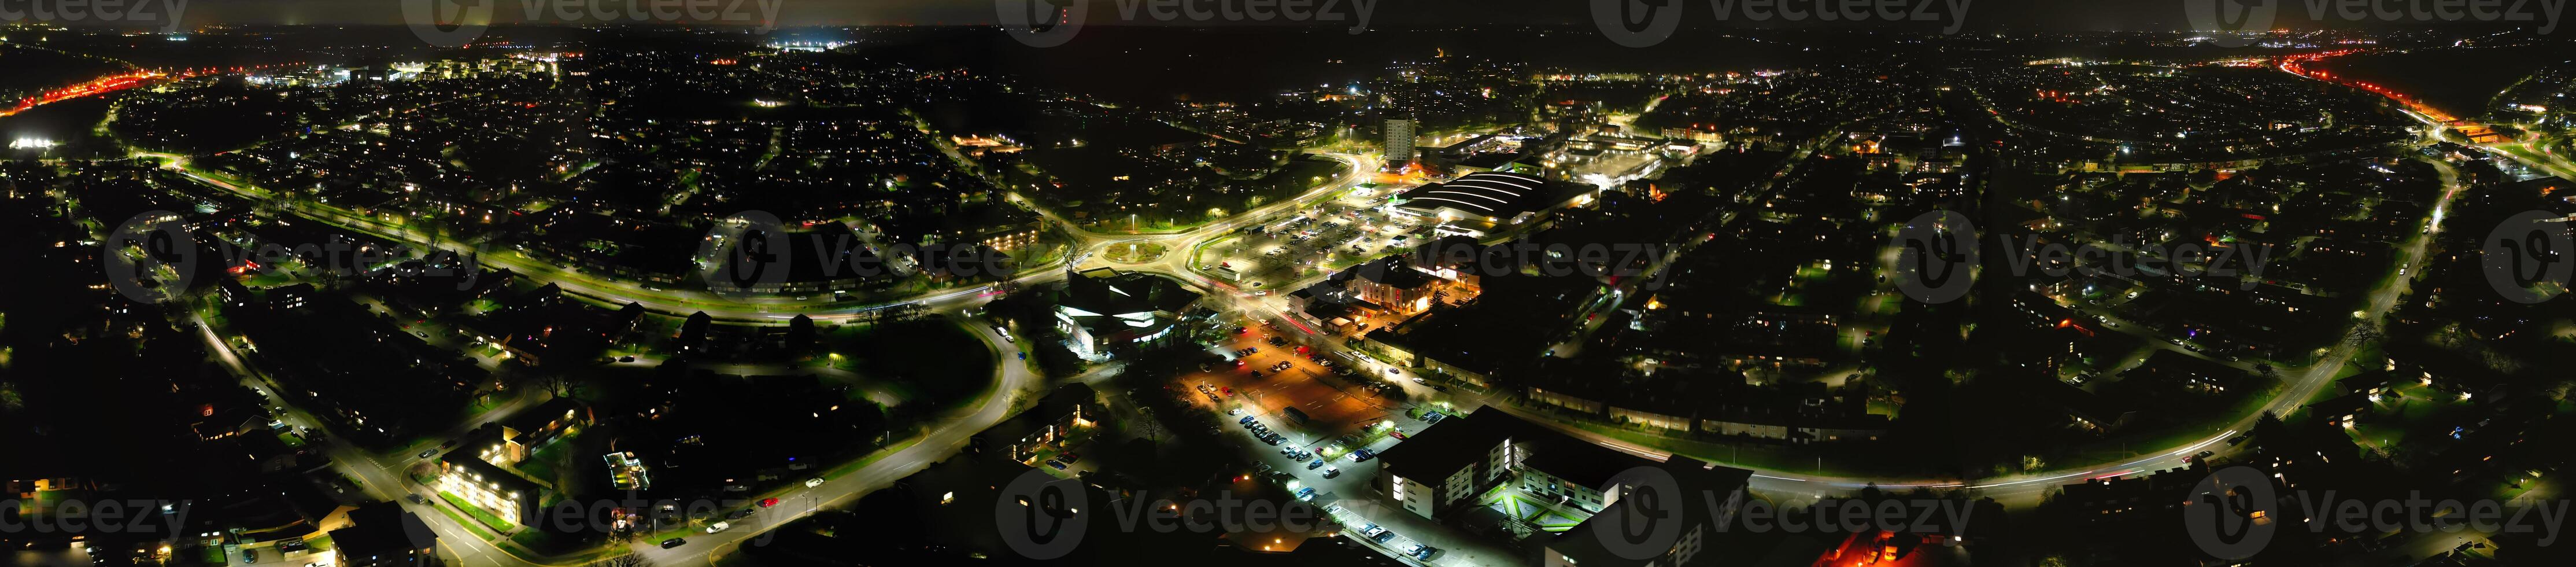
<box><xmin>435</xmin><ymin>453</ymin><xmax>541</xmax><ymax>528</ymax></box>
<box><xmin>1054</xmin><ymin>268</ymin><xmax>1203</xmax><ymax>360</ymax></box>
<box><xmin>1387</xmin><ymin>171</ymin><xmax>1594</xmax><ymax>237</ymax></box>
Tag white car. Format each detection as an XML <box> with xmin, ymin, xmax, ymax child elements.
<box><xmin>805</xmin><ymin>478</ymin><xmax>826</xmax><ymax>488</ymax></box>
<box><xmin>705</xmin><ymin>522</ymin><xmax>731</xmax><ymax>533</ymax></box>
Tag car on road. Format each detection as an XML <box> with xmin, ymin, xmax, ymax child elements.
<box><xmin>759</xmin><ymin>498</ymin><xmax>779</xmax><ymax>507</ymax></box>
<box><xmin>1322</xmin><ymin>466</ymin><xmax>1340</xmax><ymax>478</ymax></box>
<box><xmin>1409</xmin><ymin>544</ymin><xmax>1440</xmax><ymax>560</ymax></box>
<box><xmin>2190</xmin><ymin>450</ymin><xmax>2216</xmax><ymax>463</ymax></box>
<box><xmin>1295</xmin><ymin>487</ymin><xmax>1317</xmax><ymax>501</ymax></box>
<box><xmin>727</xmin><ymin>509</ymin><xmax>755</xmax><ymax>520</ymax></box>
<box><xmin>418</xmin><ymin>448</ymin><xmax>439</xmax><ymax>458</ymax></box>
<box><xmin>2226</xmin><ymin>435</ymin><xmax>2249</xmax><ymax>446</ymax></box>
<box><xmin>406</xmin><ymin>493</ymin><xmax>427</xmax><ymax>505</ymax></box>
<box><xmin>1307</xmin><ymin>459</ymin><xmax>1325</xmax><ymax>470</ymax></box>
<box><xmin>1373</xmin><ymin>530</ymin><xmax>1398</xmax><ymax>543</ymax></box>
<box><xmin>1348</xmin><ymin>448</ymin><xmax>1373</xmax><ymax>462</ymax></box>
<box><xmin>1048</xmin><ymin>460</ymin><xmax>1069</xmax><ymax>470</ymax></box>
<box><xmin>805</xmin><ymin>477</ymin><xmax>825</xmax><ymax>488</ymax></box>
<box><xmin>705</xmin><ymin>521</ymin><xmax>731</xmax><ymax>533</ymax></box>
<box><xmin>660</xmin><ymin>538</ymin><xmax>687</xmax><ymax>549</ymax></box>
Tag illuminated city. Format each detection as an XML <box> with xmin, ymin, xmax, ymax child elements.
<box><xmin>5</xmin><ymin>2</ymin><xmax>2576</xmax><ymax>567</ymax></box>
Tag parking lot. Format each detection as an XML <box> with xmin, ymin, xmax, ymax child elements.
<box><xmin>1199</xmin><ymin>185</ymin><xmax>1430</xmax><ymax>290</ymax></box>
<box><xmin>1177</xmin><ymin>318</ymin><xmax>1413</xmax><ymax>456</ymax></box>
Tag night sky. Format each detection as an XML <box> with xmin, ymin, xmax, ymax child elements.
<box><xmin>31</xmin><ymin>0</ymin><xmax>2339</xmax><ymax>32</ymax></box>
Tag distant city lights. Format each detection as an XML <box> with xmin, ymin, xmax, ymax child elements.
<box><xmin>10</xmin><ymin>138</ymin><xmax>59</xmax><ymax>150</ymax></box>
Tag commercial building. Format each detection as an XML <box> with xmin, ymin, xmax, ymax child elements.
<box><xmin>1387</xmin><ymin>171</ymin><xmax>1595</xmax><ymax>237</ymax></box>
<box><xmin>1055</xmin><ymin>268</ymin><xmax>1203</xmax><ymax>360</ymax></box>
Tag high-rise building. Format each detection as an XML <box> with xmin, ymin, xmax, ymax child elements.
<box><xmin>1384</xmin><ymin>118</ymin><xmax>1417</xmax><ymax>170</ymax></box>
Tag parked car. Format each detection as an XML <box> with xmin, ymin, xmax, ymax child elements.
<box><xmin>1307</xmin><ymin>459</ymin><xmax>1325</xmax><ymax>470</ymax></box>
<box><xmin>1322</xmin><ymin>467</ymin><xmax>1341</xmax><ymax>478</ymax></box>
<box><xmin>405</xmin><ymin>493</ymin><xmax>427</xmax><ymax>505</ymax></box>
<box><xmin>705</xmin><ymin>522</ymin><xmax>731</xmax><ymax>533</ymax></box>
<box><xmin>417</xmin><ymin>448</ymin><xmax>439</xmax><ymax>458</ymax></box>
<box><xmin>759</xmin><ymin>498</ymin><xmax>779</xmax><ymax>507</ymax></box>
<box><xmin>660</xmin><ymin>538</ymin><xmax>687</xmax><ymax>549</ymax></box>
<box><xmin>805</xmin><ymin>477</ymin><xmax>826</xmax><ymax>488</ymax></box>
